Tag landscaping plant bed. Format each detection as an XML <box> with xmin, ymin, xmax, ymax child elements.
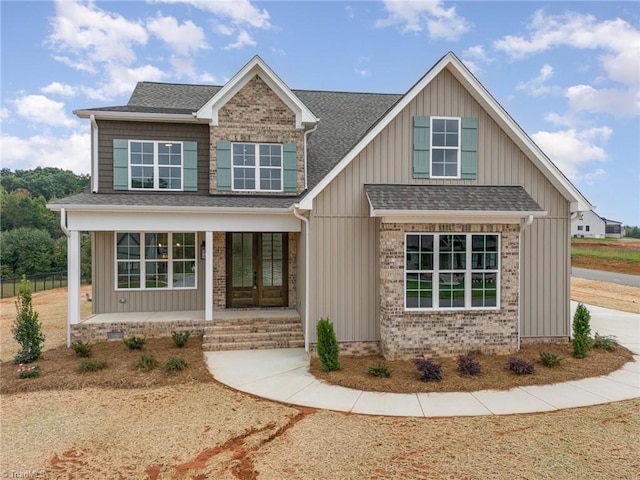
<box><xmin>0</xmin><ymin>336</ymin><xmax>212</xmax><ymax>394</ymax></box>
<box><xmin>310</xmin><ymin>342</ymin><xmax>634</xmax><ymax>393</ymax></box>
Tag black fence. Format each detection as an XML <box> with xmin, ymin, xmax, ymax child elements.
<box><xmin>1</xmin><ymin>271</ymin><xmax>68</xmax><ymax>299</ymax></box>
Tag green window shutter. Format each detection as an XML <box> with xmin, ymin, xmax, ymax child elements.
<box><xmin>216</xmin><ymin>140</ymin><xmax>231</xmax><ymax>191</ymax></box>
<box><xmin>283</xmin><ymin>142</ymin><xmax>297</xmax><ymax>192</ymax></box>
<box><xmin>183</xmin><ymin>141</ymin><xmax>198</xmax><ymax>191</ymax></box>
<box><xmin>113</xmin><ymin>139</ymin><xmax>129</xmax><ymax>190</ymax></box>
<box><xmin>461</xmin><ymin>117</ymin><xmax>478</xmax><ymax>180</ymax></box>
<box><xmin>413</xmin><ymin>116</ymin><xmax>430</xmax><ymax>179</ymax></box>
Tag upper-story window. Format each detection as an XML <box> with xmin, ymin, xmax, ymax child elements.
<box><xmin>232</xmin><ymin>143</ymin><xmax>283</xmax><ymax>192</ymax></box>
<box><xmin>130</xmin><ymin>141</ymin><xmax>182</xmax><ymax>190</ymax></box>
<box><xmin>431</xmin><ymin>117</ymin><xmax>460</xmax><ymax>178</ymax></box>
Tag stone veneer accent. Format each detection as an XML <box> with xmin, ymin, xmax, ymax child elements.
<box><xmin>212</xmin><ymin>232</ymin><xmax>297</xmax><ymax>309</ymax></box>
<box><xmin>209</xmin><ymin>75</ymin><xmax>305</xmax><ymax>194</ymax></box>
<box><xmin>380</xmin><ymin>223</ymin><xmax>520</xmax><ymax>359</ymax></box>
<box><xmin>71</xmin><ymin>321</ymin><xmax>209</xmax><ymax>344</ymax></box>
<box><xmin>309</xmin><ymin>341</ymin><xmax>381</xmax><ymax>357</ymax></box>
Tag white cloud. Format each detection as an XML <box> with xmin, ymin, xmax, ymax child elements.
<box><xmin>494</xmin><ymin>10</ymin><xmax>640</xmax><ymax>87</ymax></box>
<box><xmin>376</xmin><ymin>0</ymin><xmax>469</xmax><ymax>41</ymax></box>
<box><xmin>80</xmin><ymin>64</ymin><xmax>169</xmax><ymax>101</ymax></box>
<box><xmin>147</xmin><ymin>15</ymin><xmax>208</xmax><ymax>56</ymax></box>
<box><xmin>13</xmin><ymin>95</ymin><xmax>77</xmax><ymax>127</ymax></box>
<box><xmin>223</xmin><ymin>30</ymin><xmax>256</xmax><ymax>50</ymax></box>
<box><xmin>0</xmin><ymin>108</ymin><xmax>10</xmax><ymax>121</ymax></box>
<box><xmin>532</xmin><ymin>126</ymin><xmax>612</xmax><ymax>178</ymax></box>
<box><xmin>41</xmin><ymin>82</ymin><xmax>77</xmax><ymax>97</ymax></box>
<box><xmin>152</xmin><ymin>0</ymin><xmax>271</xmax><ymax>29</ymax></box>
<box><xmin>212</xmin><ymin>23</ymin><xmax>235</xmax><ymax>36</ymax></box>
<box><xmin>581</xmin><ymin>168</ymin><xmax>607</xmax><ymax>185</ymax></box>
<box><xmin>516</xmin><ymin>64</ymin><xmax>556</xmax><ymax>96</ymax></box>
<box><xmin>0</xmin><ymin>131</ymin><xmax>91</xmax><ymax>174</ymax></box>
<box><xmin>463</xmin><ymin>45</ymin><xmax>488</xmax><ymax>62</ymax></box>
<box><xmin>48</xmin><ymin>0</ymin><xmax>148</xmax><ymax>70</ymax></box>
<box><xmin>566</xmin><ymin>84</ymin><xmax>639</xmax><ymax>117</ymax></box>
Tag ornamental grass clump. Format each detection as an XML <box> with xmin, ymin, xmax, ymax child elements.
<box><xmin>164</xmin><ymin>357</ymin><xmax>188</xmax><ymax>372</ymax></box>
<box><xmin>78</xmin><ymin>359</ymin><xmax>107</xmax><ymax>373</ymax></box>
<box><xmin>12</xmin><ymin>276</ymin><xmax>45</xmax><ymax>364</ymax></box>
<box><xmin>316</xmin><ymin>317</ymin><xmax>340</xmax><ymax>372</ymax></box>
<box><xmin>71</xmin><ymin>341</ymin><xmax>93</xmax><ymax>358</ymax></box>
<box><xmin>134</xmin><ymin>353</ymin><xmax>158</xmax><ymax>371</ymax></box>
<box><xmin>592</xmin><ymin>332</ymin><xmax>618</xmax><ymax>351</ymax></box>
<box><xmin>125</xmin><ymin>336</ymin><xmax>146</xmax><ymax>350</ymax></box>
<box><xmin>415</xmin><ymin>358</ymin><xmax>442</xmax><ymax>382</ymax></box>
<box><xmin>572</xmin><ymin>303</ymin><xmax>592</xmax><ymax>359</ymax></box>
<box><xmin>539</xmin><ymin>351</ymin><xmax>561</xmax><ymax>367</ymax></box>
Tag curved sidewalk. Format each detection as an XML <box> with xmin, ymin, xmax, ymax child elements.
<box><xmin>204</xmin><ymin>303</ymin><xmax>639</xmax><ymax>417</ymax></box>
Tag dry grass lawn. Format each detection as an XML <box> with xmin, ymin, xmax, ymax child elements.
<box><xmin>1</xmin><ymin>282</ymin><xmax>639</xmax><ymax>479</ymax></box>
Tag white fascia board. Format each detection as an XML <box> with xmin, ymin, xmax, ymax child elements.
<box><xmin>195</xmin><ymin>56</ymin><xmax>318</xmax><ymax>129</ymax></box>
<box><xmin>74</xmin><ymin>110</ymin><xmax>201</xmax><ymax>123</ymax></box>
<box><xmin>65</xmin><ymin>210</ymin><xmax>301</xmax><ymax>232</ymax></box>
<box><xmin>299</xmin><ymin>52</ymin><xmax>592</xmax><ymax>213</ymax></box>
<box><xmin>379</xmin><ymin>211</ymin><xmax>548</xmax><ymax>224</ymax></box>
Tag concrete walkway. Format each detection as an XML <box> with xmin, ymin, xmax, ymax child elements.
<box><xmin>204</xmin><ymin>302</ymin><xmax>639</xmax><ymax>417</ymax></box>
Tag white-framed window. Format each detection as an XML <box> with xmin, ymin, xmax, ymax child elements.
<box><xmin>577</xmin><ymin>225</ymin><xmax>584</xmax><ymax>231</ymax></box>
<box><xmin>405</xmin><ymin>233</ymin><xmax>500</xmax><ymax>310</ymax></box>
<box><xmin>232</xmin><ymin>143</ymin><xmax>283</xmax><ymax>192</ymax></box>
<box><xmin>115</xmin><ymin>232</ymin><xmax>196</xmax><ymax>290</ymax></box>
<box><xmin>431</xmin><ymin>117</ymin><xmax>461</xmax><ymax>178</ymax></box>
<box><xmin>130</xmin><ymin>141</ymin><xmax>183</xmax><ymax>190</ymax></box>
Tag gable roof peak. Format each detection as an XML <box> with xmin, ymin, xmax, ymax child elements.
<box><xmin>196</xmin><ymin>55</ymin><xmax>319</xmax><ymax>129</ymax></box>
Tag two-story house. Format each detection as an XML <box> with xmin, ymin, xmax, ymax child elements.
<box><xmin>49</xmin><ymin>53</ymin><xmax>592</xmax><ymax>358</ymax></box>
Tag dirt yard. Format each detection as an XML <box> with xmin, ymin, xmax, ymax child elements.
<box><xmin>571</xmin><ymin>277</ymin><xmax>639</xmax><ymax>314</ymax></box>
<box><xmin>1</xmin><ymin>281</ymin><xmax>639</xmax><ymax>479</ymax></box>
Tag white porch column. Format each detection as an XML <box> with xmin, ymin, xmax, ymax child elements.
<box><xmin>67</xmin><ymin>230</ymin><xmax>81</xmax><ymax>346</ymax></box>
<box><xmin>205</xmin><ymin>230</ymin><xmax>214</xmax><ymax>321</ymax></box>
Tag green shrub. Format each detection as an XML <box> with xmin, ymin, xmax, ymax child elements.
<box><xmin>367</xmin><ymin>361</ymin><xmax>391</xmax><ymax>378</ymax></box>
<box><xmin>78</xmin><ymin>359</ymin><xmax>107</xmax><ymax>372</ymax></box>
<box><xmin>415</xmin><ymin>358</ymin><xmax>442</xmax><ymax>382</ymax></box>
<box><xmin>11</xmin><ymin>276</ymin><xmax>45</xmax><ymax>364</ymax></box>
<box><xmin>124</xmin><ymin>336</ymin><xmax>145</xmax><ymax>350</ymax></box>
<box><xmin>164</xmin><ymin>356</ymin><xmax>188</xmax><ymax>372</ymax></box>
<box><xmin>316</xmin><ymin>317</ymin><xmax>340</xmax><ymax>372</ymax></box>
<box><xmin>134</xmin><ymin>353</ymin><xmax>157</xmax><ymax>370</ymax></box>
<box><xmin>171</xmin><ymin>331</ymin><xmax>191</xmax><ymax>348</ymax></box>
<box><xmin>593</xmin><ymin>332</ymin><xmax>618</xmax><ymax>351</ymax></box>
<box><xmin>71</xmin><ymin>341</ymin><xmax>93</xmax><ymax>357</ymax></box>
<box><xmin>539</xmin><ymin>351</ymin><xmax>561</xmax><ymax>367</ymax></box>
<box><xmin>457</xmin><ymin>353</ymin><xmax>482</xmax><ymax>376</ymax></box>
<box><xmin>508</xmin><ymin>357</ymin><xmax>534</xmax><ymax>375</ymax></box>
<box><xmin>17</xmin><ymin>363</ymin><xmax>40</xmax><ymax>379</ymax></box>
<box><xmin>572</xmin><ymin>303</ymin><xmax>592</xmax><ymax>359</ymax></box>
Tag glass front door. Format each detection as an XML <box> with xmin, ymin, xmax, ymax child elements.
<box><xmin>226</xmin><ymin>233</ymin><xmax>288</xmax><ymax>308</ymax></box>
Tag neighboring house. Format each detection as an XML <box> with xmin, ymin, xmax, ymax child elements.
<box><xmin>602</xmin><ymin>217</ymin><xmax>625</xmax><ymax>238</ymax></box>
<box><xmin>49</xmin><ymin>53</ymin><xmax>592</xmax><ymax>358</ymax></box>
<box><xmin>571</xmin><ymin>210</ymin><xmax>606</xmax><ymax>238</ymax></box>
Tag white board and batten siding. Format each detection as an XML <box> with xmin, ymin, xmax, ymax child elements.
<box><xmin>308</xmin><ymin>68</ymin><xmax>571</xmax><ymax>343</ymax></box>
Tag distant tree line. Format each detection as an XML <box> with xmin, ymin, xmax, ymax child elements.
<box><xmin>0</xmin><ymin>168</ymin><xmax>91</xmax><ymax>280</ymax></box>
<box><xmin>624</xmin><ymin>226</ymin><xmax>640</xmax><ymax>239</ymax></box>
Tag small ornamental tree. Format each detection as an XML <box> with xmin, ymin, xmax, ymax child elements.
<box><xmin>316</xmin><ymin>317</ymin><xmax>340</xmax><ymax>372</ymax></box>
<box><xmin>572</xmin><ymin>303</ymin><xmax>592</xmax><ymax>359</ymax></box>
<box><xmin>11</xmin><ymin>276</ymin><xmax>45</xmax><ymax>364</ymax></box>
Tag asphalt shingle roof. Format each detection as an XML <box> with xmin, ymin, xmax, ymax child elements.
<box><xmin>364</xmin><ymin>185</ymin><xmax>544</xmax><ymax>213</ymax></box>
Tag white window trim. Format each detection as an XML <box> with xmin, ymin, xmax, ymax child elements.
<box><xmin>129</xmin><ymin>140</ymin><xmax>184</xmax><ymax>191</ymax></box>
<box><xmin>430</xmin><ymin>116</ymin><xmax>461</xmax><ymax>179</ymax></box>
<box><xmin>231</xmin><ymin>142</ymin><xmax>284</xmax><ymax>192</ymax></box>
<box><xmin>115</xmin><ymin>231</ymin><xmax>197</xmax><ymax>291</ymax></box>
<box><xmin>404</xmin><ymin>232</ymin><xmax>501</xmax><ymax>311</ymax></box>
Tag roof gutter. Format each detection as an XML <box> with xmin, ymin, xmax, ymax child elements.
<box><xmin>47</xmin><ymin>204</ymin><xmax>294</xmax><ymax>214</ymax></box>
<box><xmin>90</xmin><ymin>115</ymin><xmax>98</xmax><ymax>193</ymax></box>
<box><xmin>293</xmin><ymin>204</ymin><xmax>311</xmax><ymax>354</ymax></box>
<box><xmin>74</xmin><ymin>110</ymin><xmax>201</xmax><ymax>123</ymax></box>
<box><xmin>370</xmin><ymin>209</ymin><xmax>548</xmax><ymax>218</ymax></box>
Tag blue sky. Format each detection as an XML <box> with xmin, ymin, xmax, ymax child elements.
<box><xmin>1</xmin><ymin>1</ymin><xmax>638</xmax><ymax>225</ymax></box>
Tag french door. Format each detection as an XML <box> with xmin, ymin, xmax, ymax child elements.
<box><xmin>226</xmin><ymin>233</ymin><xmax>288</xmax><ymax>308</ymax></box>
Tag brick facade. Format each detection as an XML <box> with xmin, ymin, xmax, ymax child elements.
<box><xmin>209</xmin><ymin>75</ymin><xmax>305</xmax><ymax>194</ymax></box>
<box><xmin>71</xmin><ymin>320</ymin><xmax>208</xmax><ymax>344</ymax></box>
<box><xmin>379</xmin><ymin>222</ymin><xmax>520</xmax><ymax>359</ymax></box>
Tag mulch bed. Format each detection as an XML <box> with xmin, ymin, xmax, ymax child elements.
<box><xmin>0</xmin><ymin>337</ymin><xmax>213</xmax><ymax>394</ymax></box>
<box><xmin>310</xmin><ymin>342</ymin><xmax>634</xmax><ymax>393</ymax></box>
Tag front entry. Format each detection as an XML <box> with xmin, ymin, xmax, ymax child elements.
<box><xmin>226</xmin><ymin>233</ymin><xmax>288</xmax><ymax>308</ymax></box>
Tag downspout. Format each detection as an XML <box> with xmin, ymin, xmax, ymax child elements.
<box><xmin>303</xmin><ymin>123</ymin><xmax>319</xmax><ymax>190</ymax></box>
<box><xmin>60</xmin><ymin>208</ymin><xmax>71</xmax><ymax>347</ymax></box>
<box><xmin>293</xmin><ymin>205</ymin><xmax>311</xmax><ymax>353</ymax></box>
<box><xmin>518</xmin><ymin>214</ymin><xmax>534</xmax><ymax>350</ymax></box>
<box><xmin>90</xmin><ymin>115</ymin><xmax>99</xmax><ymax>193</ymax></box>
